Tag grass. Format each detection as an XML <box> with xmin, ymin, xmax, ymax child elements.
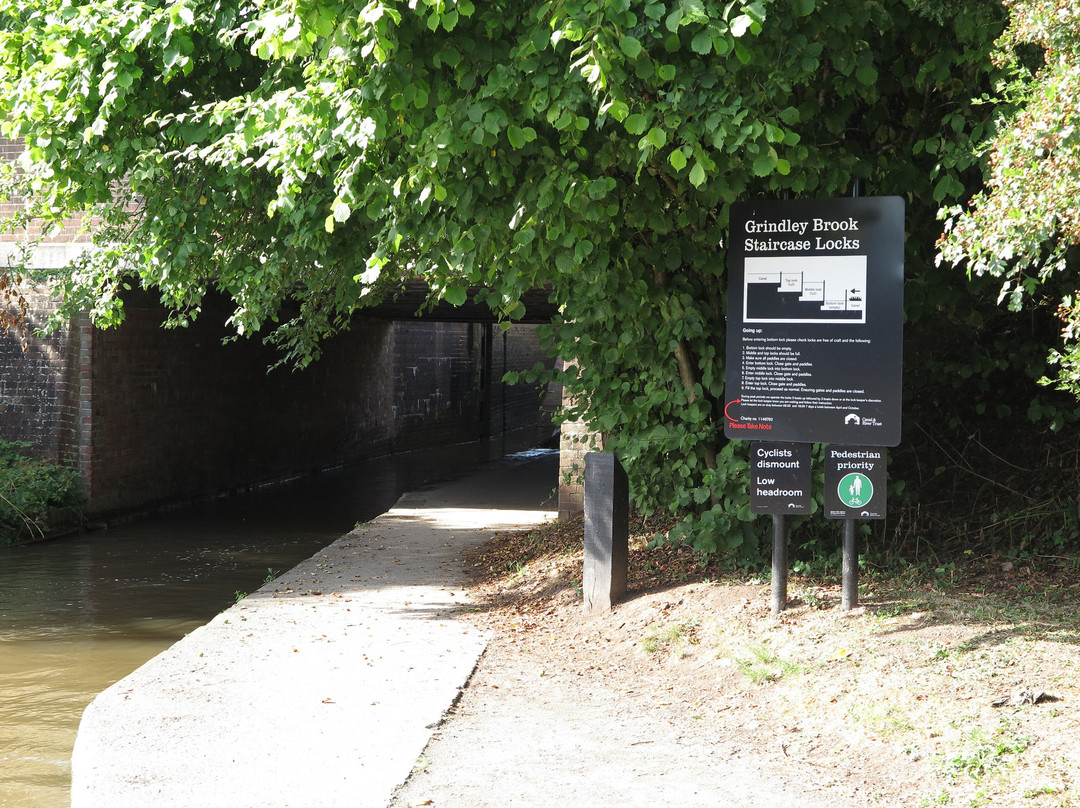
<box><xmin>852</xmin><ymin>702</ymin><xmax>917</xmax><ymax>739</ymax></box>
<box><xmin>917</xmin><ymin>792</ymin><xmax>953</xmax><ymax>807</ymax></box>
<box><xmin>1022</xmin><ymin>786</ymin><xmax>1062</xmax><ymax>798</ymax></box>
<box><xmin>236</xmin><ymin>568</ymin><xmax>283</xmax><ymax>602</ymax></box>
<box><xmin>945</xmin><ymin>721</ymin><xmax>1030</xmax><ymax>781</ymax></box>
<box><xmin>735</xmin><ymin>643</ymin><xmax>802</xmax><ymax>684</ymax></box>
<box><xmin>641</xmin><ymin>617</ymin><xmax>699</xmax><ymax>657</ymax></box>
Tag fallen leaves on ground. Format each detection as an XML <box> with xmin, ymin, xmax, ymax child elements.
<box><xmin>460</xmin><ymin>515</ymin><xmax>1080</xmax><ymax>808</ymax></box>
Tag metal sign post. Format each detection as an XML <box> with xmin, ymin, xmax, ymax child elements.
<box><xmin>824</xmin><ymin>445</ymin><xmax>889</xmax><ymax>610</ymax></box>
<box><xmin>750</xmin><ymin>442</ymin><xmax>811</xmax><ymax>613</ymax></box>
<box><xmin>842</xmin><ymin>519</ymin><xmax>859</xmax><ymax>610</ymax></box>
<box><xmin>772</xmin><ymin>515</ymin><xmax>788</xmax><ymax>615</ymax></box>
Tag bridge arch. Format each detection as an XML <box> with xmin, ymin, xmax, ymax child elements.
<box><xmin>0</xmin><ymin>280</ymin><xmax>557</xmax><ymax>518</ymax></box>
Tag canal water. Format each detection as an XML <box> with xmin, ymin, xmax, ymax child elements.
<box><xmin>0</xmin><ymin>443</ymin><xmax>504</xmax><ymax>808</ymax></box>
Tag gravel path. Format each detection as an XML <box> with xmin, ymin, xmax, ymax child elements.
<box><xmin>388</xmin><ymin>634</ymin><xmax>861</xmax><ymax>808</ymax></box>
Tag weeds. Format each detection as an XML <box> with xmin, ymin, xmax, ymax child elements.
<box><xmin>853</xmin><ymin>703</ymin><xmax>916</xmax><ymax>739</ymax></box>
<box><xmin>235</xmin><ymin>569</ymin><xmax>281</xmax><ymax>603</ymax></box>
<box><xmin>917</xmin><ymin>792</ymin><xmax>952</xmax><ymax>807</ymax></box>
<box><xmin>945</xmin><ymin>722</ymin><xmax>1031</xmax><ymax>781</ymax></box>
<box><xmin>641</xmin><ymin>618</ymin><xmax>699</xmax><ymax>657</ymax></box>
<box><xmin>0</xmin><ymin>439</ymin><xmax>82</xmax><ymax>543</ymax></box>
<box><xmin>870</xmin><ymin>599</ymin><xmax>920</xmax><ymax>619</ymax></box>
<box><xmin>931</xmin><ymin>642</ymin><xmax>975</xmax><ymax>662</ymax></box>
<box><xmin>527</xmin><ymin>531</ymin><xmax>544</xmax><ymax>551</ymax></box>
<box><xmin>502</xmin><ymin>558</ymin><xmax>526</xmax><ymax>576</ymax></box>
<box><xmin>736</xmin><ymin>643</ymin><xmax>801</xmax><ymax>684</ymax></box>
<box><xmin>1021</xmin><ymin>786</ymin><xmax>1061</xmax><ymax>798</ymax></box>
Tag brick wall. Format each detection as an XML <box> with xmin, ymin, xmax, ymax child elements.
<box><xmin>0</xmin><ymin>283</ymin><xmax>79</xmax><ymax>463</ymax></box>
<box><xmin>1</xmin><ymin>286</ymin><xmax>555</xmax><ymax>516</ymax></box>
<box><xmin>0</xmin><ymin>133</ymin><xmax>557</xmax><ymax>515</ymax></box>
<box><xmin>81</xmin><ymin>293</ymin><xmax>553</xmax><ymax>514</ymax></box>
<box><xmin>483</xmin><ymin>324</ymin><xmax>558</xmax><ymax>451</ymax></box>
<box><xmin>556</xmin><ymin>357</ymin><xmax>602</xmax><ymax>520</ymax></box>
<box><xmin>0</xmin><ymin>138</ymin><xmax>94</xmax><ymax>245</ymax></box>
<box><xmin>82</xmin><ymin>291</ymin><xmax>394</xmax><ymax>511</ymax></box>
<box><xmin>390</xmin><ymin>321</ymin><xmax>479</xmax><ymax>453</ymax></box>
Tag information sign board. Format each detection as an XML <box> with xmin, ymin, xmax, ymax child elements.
<box><xmin>724</xmin><ymin>196</ymin><xmax>904</xmax><ymax>446</ymax></box>
<box><xmin>824</xmin><ymin>445</ymin><xmax>888</xmax><ymax>520</ymax></box>
<box><xmin>749</xmin><ymin>442</ymin><xmax>812</xmax><ymax>515</ymax></box>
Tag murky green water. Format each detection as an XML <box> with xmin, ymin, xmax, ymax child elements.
<box><xmin>0</xmin><ymin>445</ymin><xmax>490</xmax><ymax>808</ymax></box>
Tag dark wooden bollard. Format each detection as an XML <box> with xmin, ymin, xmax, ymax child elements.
<box><xmin>583</xmin><ymin>452</ymin><xmax>629</xmax><ymax>615</ymax></box>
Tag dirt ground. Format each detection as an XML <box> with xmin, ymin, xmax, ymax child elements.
<box><xmin>447</xmin><ymin>516</ymin><xmax>1080</xmax><ymax>808</ymax></box>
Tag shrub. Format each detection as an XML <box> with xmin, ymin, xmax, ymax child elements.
<box><xmin>0</xmin><ymin>439</ymin><xmax>82</xmax><ymax>543</ymax></box>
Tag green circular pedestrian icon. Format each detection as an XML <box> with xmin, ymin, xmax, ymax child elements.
<box><xmin>838</xmin><ymin>473</ymin><xmax>873</xmax><ymax>508</ymax></box>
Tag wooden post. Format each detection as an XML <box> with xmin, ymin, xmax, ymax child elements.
<box><xmin>583</xmin><ymin>452</ymin><xmax>629</xmax><ymax>615</ymax></box>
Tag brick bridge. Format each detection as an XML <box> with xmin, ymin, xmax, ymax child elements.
<box><xmin>0</xmin><ymin>134</ymin><xmax>592</xmax><ymax>521</ymax></box>
<box><xmin>0</xmin><ymin>252</ymin><xmax>591</xmax><ymax>521</ymax></box>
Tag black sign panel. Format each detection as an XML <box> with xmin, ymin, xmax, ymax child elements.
<box><xmin>824</xmin><ymin>445</ymin><xmax>887</xmax><ymax>520</ymax></box>
<box><xmin>749</xmin><ymin>442</ymin><xmax>812</xmax><ymax>515</ymax></box>
<box><xmin>724</xmin><ymin>196</ymin><xmax>904</xmax><ymax>446</ymax></box>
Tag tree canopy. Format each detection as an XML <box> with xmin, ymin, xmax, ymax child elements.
<box><xmin>940</xmin><ymin>0</ymin><xmax>1080</xmax><ymax>397</ymax></box>
<box><xmin>4</xmin><ymin>0</ymin><xmax>1057</xmax><ymax>558</ymax></box>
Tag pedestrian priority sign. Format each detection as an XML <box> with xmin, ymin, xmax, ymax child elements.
<box><xmin>837</xmin><ymin>472</ymin><xmax>873</xmax><ymax>508</ymax></box>
<box><xmin>825</xmin><ymin>445</ymin><xmax>887</xmax><ymax>520</ymax></box>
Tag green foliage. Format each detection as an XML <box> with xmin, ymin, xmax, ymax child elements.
<box><xmin>940</xmin><ymin>0</ymin><xmax>1080</xmax><ymax>395</ymax></box>
<box><xmin>945</xmin><ymin>722</ymin><xmax>1030</xmax><ymax>782</ymax></box>
<box><xmin>0</xmin><ymin>439</ymin><xmax>82</xmax><ymax>543</ymax></box>
<box><xmin>735</xmin><ymin>642</ymin><xmax>802</xmax><ymax>684</ymax></box>
<box><xmin>0</xmin><ymin>0</ymin><xmax>1036</xmax><ymax>558</ymax></box>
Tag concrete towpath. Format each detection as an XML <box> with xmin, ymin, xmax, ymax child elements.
<box><xmin>71</xmin><ymin>451</ymin><xmax>559</xmax><ymax>808</ymax></box>
<box><xmin>73</xmin><ymin>451</ymin><xmax>862</xmax><ymax>808</ymax></box>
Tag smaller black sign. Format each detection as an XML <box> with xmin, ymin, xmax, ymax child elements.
<box><xmin>750</xmin><ymin>442</ymin><xmax>812</xmax><ymax>515</ymax></box>
<box><xmin>824</xmin><ymin>445</ymin><xmax>887</xmax><ymax>520</ymax></box>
